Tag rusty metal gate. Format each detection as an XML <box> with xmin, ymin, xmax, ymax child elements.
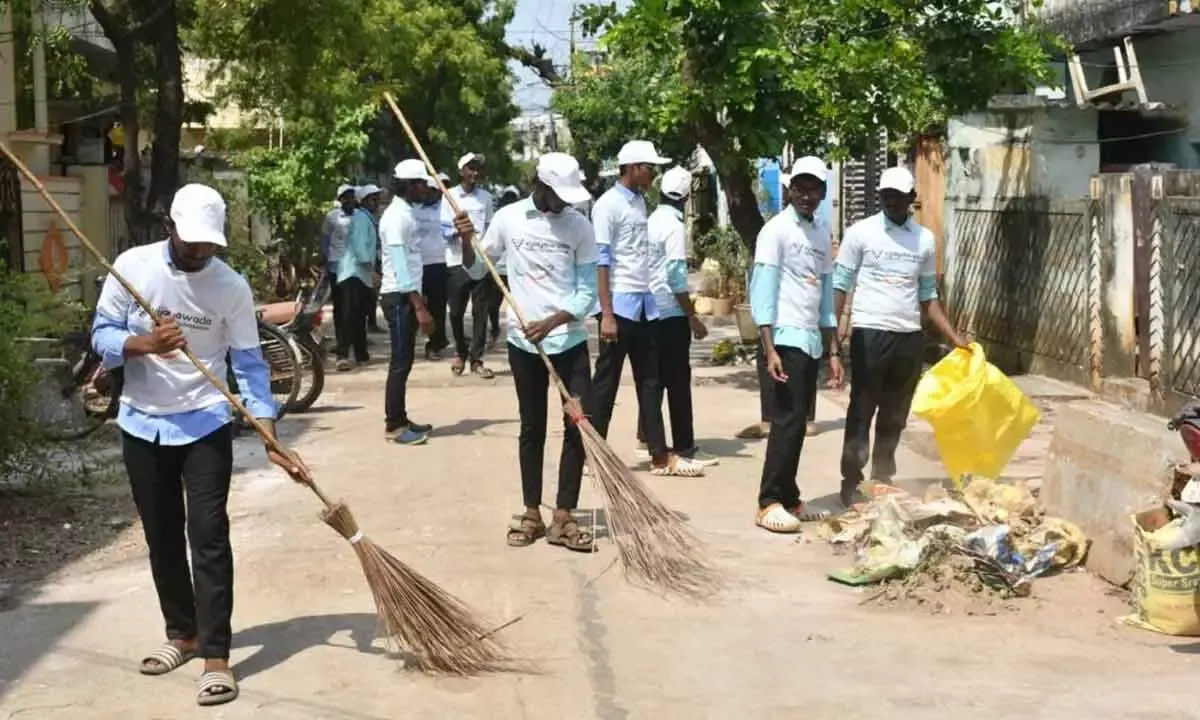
<box><xmin>1158</xmin><ymin>194</ymin><xmax>1200</xmax><ymax>401</ymax></box>
<box><xmin>0</xmin><ymin>156</ymin><xmax>23</xmax><ymax>271</ymax></box>
<box><xmin>946</xmin><ymin>197</ymin><xmax>1097</xmax><ymax>380</ymax></box>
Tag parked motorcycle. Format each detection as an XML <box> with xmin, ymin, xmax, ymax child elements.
<box><xmin>256</xmin><ymin>273</ymin><xmax>330</xmax><ymax>413</ymax></box>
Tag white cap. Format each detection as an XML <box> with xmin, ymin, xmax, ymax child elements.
<box><xmin>500</xmin><ymin>185</ymin><xmax>520</xmax><ymax>197</ymax></box>
<box><xmin>355</xmin><ymin>184</ymin><xmax>382</xmax><ymax>201</ymax></box>
<box><xmin>336</xmin><ymin>183</ymin><xmax>356</xmax><ymax>199</ymax></box>
<box><xmin>788</xmin><ymin>156</ymin><xmax>828</xmax><ymax>184</ymax></box>
<box><xmin>458</xmin><ymin>152</ymin><xmax>485</xmax><ymax>170</ymax></box>
<box><xmin>617</xmin><ymin>140</ymin><xmax>670</xmax><ymax>166</ymax></box>
<box><xmin>659</xmin><ymin>166</ymin><xmax>692</xmax><ymax>200</ymax></box>
<box><xmin>170</xmin><ymin>184</ymin><xmax>227</xmax><ymax>248</ymax></box>
<box><xmin>393</xmin><ymin>159</ymin><xmax>429</xmax><ymax>181</ymax></box>
<box><xmin>425</xmin><ymin>171</ymin><xmax>450</xmax><ymax>189</ymax></box>
<box><xmin>536</xmin><ymin>152</ymin><xmax>592</xmax><ymax>205</ymax></box>
<box><xmin>878</xmin><ymin>166</ymin><xmax>915</xmax><ymax>193</ymax></box>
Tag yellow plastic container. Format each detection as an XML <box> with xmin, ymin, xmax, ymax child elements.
<box><xmin>911</xmin><ymin>343</ymin><xmax>1041</xmax><ymax>483</ymax></box>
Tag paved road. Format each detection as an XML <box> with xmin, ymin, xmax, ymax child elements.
<box><xmin>1</xmin><ymin>325</ymin><xmax>1197</xmax><ymax>719</ymax></box>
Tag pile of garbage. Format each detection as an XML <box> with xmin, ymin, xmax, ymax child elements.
<box><xmin>819</xmin><ymin>478</ymin><xmax>1089</xmax><ymax>613</ymax></box>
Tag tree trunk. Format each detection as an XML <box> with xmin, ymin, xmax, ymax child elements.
<box><xmin>148</xmin><ymin>2</ymin><xmax>183</xmax><ymax>217</ymax></box>
<box><xmin>692</xmin><ymin>110</ymin><xmax>764</xmax><ymax>254</ymax></box>
<box><xmin>113</xmin><ymin>38</ymin><xmax>149</xmax><ymax>246</ymax></box>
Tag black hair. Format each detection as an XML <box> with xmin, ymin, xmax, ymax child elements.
<box><xmin>660</xmin><ymin>194</ymin><xmax>686</xmax><ymax>210</ymax></box>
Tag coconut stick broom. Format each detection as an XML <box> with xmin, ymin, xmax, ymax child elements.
<box><xmin>383</xmin><ymin>93</ymin><xmax>721</xmax><ymax>599</ymax></box>
<box><xmin>0</xmin><ymin>142</ymin><xmax>513</xmax><ymax>675</ymax></box>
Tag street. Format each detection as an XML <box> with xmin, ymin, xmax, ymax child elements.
<box><xmin>1</xmin><ymin>327</ymin><xmax>1198</xmax><ymax>720</ymax></box>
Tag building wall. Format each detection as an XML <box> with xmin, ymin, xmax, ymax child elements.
<box><xmin>19</xmin><ymin>176</ymin><xmax>84</xmax><ymax>300</ymax></box>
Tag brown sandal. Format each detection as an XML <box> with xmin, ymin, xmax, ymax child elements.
<box><xmin>451</xmin><ymin>358</ymin><xmax>466</xmax><ymax>376</ymax></box>
<box><xmin>506</xmin><ymin>512</ymin><xmax>545</xmax><ymax>547</ymax></box>
<box><xmin>547</xmin><ymin>515</ymin><xmax>595</xmax><ymax>553</ymax></box>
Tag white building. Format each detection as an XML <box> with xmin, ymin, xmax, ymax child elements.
<box><xmin>510</xmin><ymin>113</ymin><xmax>571</xmax><ymax>162</ymax></box>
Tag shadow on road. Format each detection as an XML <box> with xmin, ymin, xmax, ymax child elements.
<box><xmin>0</xmin><ymin>601</ymin><xmax>100</xmax><ymax>703</ymax></box>
<box><xmin>433</xmin><ymin>417</ymin><xmax>516</xmax><ymax>438</ymax></box>
<box><xmin>297</xmin><ymin>404</ymin><xmax>364</xmax><ymax>415</ymax></box>
<box><xmin>232</xmin><ymin>612</ymin><xmax>388</xmax><ymax>681</ymax></box>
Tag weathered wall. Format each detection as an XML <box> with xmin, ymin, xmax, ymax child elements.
<box><xmin>20</xmin><ymin>176</ymin><xmax>84</xmax><ymax>301</ymax></box>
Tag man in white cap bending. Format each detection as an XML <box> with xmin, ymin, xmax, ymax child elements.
<box><xmin>833</xmin><ymin>166</ymin><xmax>967</xmax><ymax>507</ymax></box>
<box><xmin>634</xmin><ymin>166</ymin><xmax>716</xmax><ymax>467</ymax></box>
<box><xmin>440</xmin><ymin>151</ymin><xmax>495</xmax><ymax>378</ymax></box>
<box><xmin>591</xmin><ymin>140</ymin><xmax>705</xmax><ymax>477</ymax></box>
<box><xmin>750</xmin><ymin>158</ymin><xmax>844</xmax><ymax>534</ymax></box>
<box><xmin>468</xmin><ymin>152</ymin><xmax>598</xmax><ymax>551</ymax></box>
<box><xmin>91</xmin><ymin>184</ymin><xmax>307</xmax><ymax>707</ymax></box>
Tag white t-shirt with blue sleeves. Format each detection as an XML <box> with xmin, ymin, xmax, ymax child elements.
<box><xmin>482</xmin><ymin>198</ymin><xmax>599</xmax><ymax>355</ymax></box>
<box><xmin>833</xmin><ymin>213</ymin><xmax>937</xmax><ymax>333</ymax></box>
<box><xmin>648</xmin><ymin>205</ymin><xmax>688</xmax><ymax>319</ymax></box>
<box><xmin>750</xmin><ymin>207</ymin><xmax>836</xmax><ymax>358</ymax></box>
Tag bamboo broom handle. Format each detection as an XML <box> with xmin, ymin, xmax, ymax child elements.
<box><xmin>0</xmin><ymin>143</ymin><xmax>327</xmax><ymax>504</ymax></box>
<box><xmin>382</xmin><ymin>93</ymin><xmax>579</xmax><ymax>408</ymax></box>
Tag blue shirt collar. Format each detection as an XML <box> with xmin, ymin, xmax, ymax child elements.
<box><xmin>162</xmin><ymin>238</ymin><xmax>212</xmax><ymax>272</ymax></box>
<box><xmin>881</xmin><ymin>212</ymin><xmax>914</xmax><ymax>232</ymax></box>
<box><xmin>613</xmin><ymin>182</ymin><xmax>639</xmax><ymax>200</ymax></box>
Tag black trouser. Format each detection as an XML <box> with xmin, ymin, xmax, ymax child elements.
<box><xmin>591</xmin><ymin>313</ymin><xmax>668</xmax><ymax>458</ymax></box>
<box><xmin>509</xmin><ymin>342</ymin><xmax>592</xmax><ymax>509</ymax></box>
<box><xmin>488</xmin><ymin>273</ymin><xmax>507</xmax><ymax>339</ymax></box>
<box><xmin>334</xmin><ymin>277</ymin><xmax>369</xmax><ymax>362</ymax></box>
<box><xmin>381</xmin><ymin>291</ymin><xmax>418</xmax><ymax>429</ymax></box>
<box><xmin>840</xmin><ymin>328</ymin><xmax>925</xmax><ymax>488</ymax></box>
<box><xmin>635</xmin><ymin>316</ymin><xmax>695</xmax><ymax>452</ymax></box>
<box><xmin>422</xmin><ymin>263</ymin><xmax>449</xmax><ymax>354</ymax></box>
<box><xmin>758</xmin><ymin>337</ymin><xmax>816</xmax><ymax>424</ymax></box>
<box><xmin>447</xmin><ymin>266</ymin><xmax>488</xmax><ymax>364</ymax></box>
<box><xmin>759</xmin><ymin>347</ymin><xmax>821</xmax><ymax>509</ymax></box>
<box><xmin>365</xmin><ymin>287</ymin><xmax>380</xmax><ymax>331</ymax></box>
<box><xmin>122</xmin><ymin>425</ymin><xmax>235</xmax><ymax>659</ymax></box>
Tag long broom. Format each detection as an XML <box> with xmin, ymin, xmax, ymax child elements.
<box><xmin>383</xmin><ymin>93</ymin><xmax>721</xmax><ymax>599</ymax></box>
<box><xmin>0</xmin><ymin>143</ymin><xmax>513</xmax><ymax>675</ymax></box>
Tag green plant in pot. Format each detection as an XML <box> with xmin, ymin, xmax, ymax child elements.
<box><xmin>694</xmin><ymin>225</ymin><xmax>747</xmax><ymax>317</ymax></box>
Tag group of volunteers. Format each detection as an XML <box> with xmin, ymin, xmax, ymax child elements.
<box><xmin>86</xmin><ymin>138</ymin><xmax>963</xmax><ymax>708</ymax></box>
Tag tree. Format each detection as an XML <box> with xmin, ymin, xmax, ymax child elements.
<box><xmin>555</xmin><ymin>0</ymin><xmax>1057</xmax><ymax>248</ymax></box>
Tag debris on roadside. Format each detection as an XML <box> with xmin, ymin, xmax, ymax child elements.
<box><xmin>822</xmin><ymin>478</ymin><xmax>1089</xmax><ymax>614</ymax></box>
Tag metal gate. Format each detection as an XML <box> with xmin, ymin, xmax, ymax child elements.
<box><xmin>1158</xmin><ymin>195</ymin><xmax>1200</xmax><ymax>400</ymax></box>
<box><xmin>0</xmin><ymin>156</ymin><xmax>23</xmax><ymax>271</ymax></box>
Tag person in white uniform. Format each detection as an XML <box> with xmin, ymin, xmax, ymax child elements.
<box><xmin>440</xmin><ymin>152</ymin><xmax>495</xmax><ymax>378</ymax></box>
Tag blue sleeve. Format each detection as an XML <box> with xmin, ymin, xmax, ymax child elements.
<box><xmin>832</xmin><ymin>264</ymin><xmax>857</xmax><ymax>293</ymax></box>
<box><xmin>91</xmin><ymin>312</ymin><xmax>131</xmax><ymax>370</ymax></box>
<box><xmin>229</xmin><ymin>347</ymin><xmax>278</xmax><ymax>420</ymax></box>
<box><xmin>597</xmin><ymin>243</ymin><xmax>613</xmax><ymax>268</ymax></box>
<box><xmin>918</xmin><ymin>275</ymin><xmax>938</xmax><ymax>302</ymax></box>
<box><xmin>749</xmin><ymin>263</ymin><xmax>780</xmax><ymax>327</ymax></box>
<box><xmin>819</xmin><ymin>272</ymin><xmax>837</xmax><ymax>328</ymax></box>
<box><xmin>388</xmin><ymin>245</ymin><xmax>417</xmax><ymax>293</ymax></box>
<box><xmin>564</xmin><ymin>262</ymin><xmax>599</xmax><ymax>319</ymax></box>
<box><xmin>666</xmin><ymin>259</ymin><xmax>688</xmax><ymax>294</ymax></box>
<box><xmin>348</xmin><ymin>215</ymin><xmax>371</xmax><ymax>265</ymax></box>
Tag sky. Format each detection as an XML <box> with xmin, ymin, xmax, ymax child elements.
<box><xmin>504</xmin><ymin>0</ymin><xmax>631</xmax><ymax>115</ymax></box>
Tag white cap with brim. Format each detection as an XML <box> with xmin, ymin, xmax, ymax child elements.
<box><xmin>788</xmin><ymin>156</ymin><xmax>828</xmax><ymax>184</ymax></box>
<box><xmin>659</xmin><ymin>166</ymin><xmax>692</xmax><ymax>200</ymax></box>
<box><xmin>337</xmin><ymin>183</ymin><xmax>355</xmax><ymax>200</ymax></box>
<box><xmin>537</xmin><ymin>152</ymin><xmax>592</xmax><ymax>205</ymax></box>
<box><xmin>355</xmin><ymin>184</ymin><xmax>382</xmax><ymax>201</ymax></box>
<box><xmin>394</xmin><ymin>158</ymin><xmax>430</xmax><ymax>181</ymax></box>
<box><xmin>617</xmin><ymin>140</ymin><xmax>670</xmax><ymax>166</ymax></box>
<box><xmin>500</xmin><ymin>185</ymin><xmax>520</xmax><ymax>197</ymax></box>
<box><xmin>878</xmin><ymin>166</ymin><xmax>915</xmax><ymax>194</ymax></box>
<box><xmin>170</xmin><ymin>184</ymin><xmax>228</xmax><ymax>248</ymax></box>
<box><xmin>458</xmin><ymin>152</ymin><xmax>485</xmax><ymax>170</ymax></box>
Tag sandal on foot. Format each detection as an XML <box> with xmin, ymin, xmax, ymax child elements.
<box><xmin>197</xmin><ymin>670</ymin><xmax>239</xmax><ymax>707</ymax></box>
<box><xmin>547</xmin><ymin>515</ymin><xmax>595</xmax><ymax>553</ymax></box>
<box><xmin>450</xmin><ymin>358</ymin><xmax>466</xmax><ymax>376</ymax></box>
<box><xmin>471</xmin><ymin>363</ymin><xmax>495</xmax><ymax>379</ymax></box>
<box><xmin>789</xmin><ymin>502</ymin><xmax>832</xmax><ymax>522</ymax></box>
<box><xmin>139</xmin><ymin>642</ymin><xmax>195</xmax><ymax>676</ymax></box>
<box><xmin>757</xmin><ymin>503</ymin><xmax>802</xmax><ymax>534</ymax></box>
<box><xmin>650</xmin><ymin>455</ymin><xmax>706</xmax><ymax>478</ymax></box>
<box><xmin>506</xmin><ymin>512</ymin><xmax>546</xmax><ymax>547</ymax></box>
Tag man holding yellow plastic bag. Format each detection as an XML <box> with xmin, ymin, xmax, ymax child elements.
<box><xmin>833</xmin><ymin>167</ymin><xmax>967</xmax><ymax>508</ymax></box>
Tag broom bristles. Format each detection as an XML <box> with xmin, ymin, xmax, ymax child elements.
<box><xmin>322</xmin><ymin>502</ymin><xmax>513</xmax><ymax>674</ymax></box>
<box><xmin>565</xmin><ymin>399</ymin><xmax>723</xmax><ymax>600</ymax></box>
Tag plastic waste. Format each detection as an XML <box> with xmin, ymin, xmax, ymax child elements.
<box><xmin>911</xmin><ymin>343</ymin><xmax>1041</xmax><ymax>484</ymax></box>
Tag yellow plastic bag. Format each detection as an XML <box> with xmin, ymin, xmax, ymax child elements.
<box><xmin>911</xmin><ymin>343</ymin><xmax>1040</xmax><ymax>483</ymax></box>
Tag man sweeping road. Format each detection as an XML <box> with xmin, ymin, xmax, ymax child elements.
<box><xmin>591</xmin><ymin>140</ymin><xmax>705</xmax><ymax>478</ymax></box>
<box><xmin>468</xmin><ymin>153</ymin><xmax>598</xmax><ymax>551</ymax></box>
<box><xmin>91</xmin><ymin>184</ymin><xmax>307</xmax><ymax>707</ymax></box>
<box><xmin>750</xmin><ymin>157</ymin><xmax>844</xmax><ymax>534</ymax></box>
<box><xmin>833</xmin><ymin>166</ymin><xmax>967</xmax><ymax>507</ymax></box>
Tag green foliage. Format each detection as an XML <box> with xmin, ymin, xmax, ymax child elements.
<box><xmin>555</xmin><ymin>0</ymin><xmax>1058</xmax><ymax>208</ymax></box>
<box><xmin>694</xmin><ymin>225</ymin><xmax>747</xmax><ymax>300</ymax></box>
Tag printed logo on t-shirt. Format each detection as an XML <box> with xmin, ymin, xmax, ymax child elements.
<box><xmin>863</xmin><ymin>248</ymin><xmax>921</xmax><ymax>286</ymax></box>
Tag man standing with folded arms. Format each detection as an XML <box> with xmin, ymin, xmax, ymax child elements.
<box><xmin>441</xmin><ymin>152</ymin><xmax>495</xmax><ymax>378</ymax></box>
<box><xmin>751</xmin><ymin>158</ymin><xmax>845</xmax><ymax>534</ymax></box>
<box><xmin>92</xmin><ymin>184</ymin><xmax>307</xmax><ymax>707</ymax></box>
<box><xmin>471</xmin><ymin>153</ymin><xmax>599</xmax><ymax>551</ymax></box>
<box><xmin>592</xmin><ymin>140</ymin><xmax>705</xmax><ymax>478</ymax></box>
<box><xmin>833</xmin><ymin>166</ymin><xmax>967</xmax><ymax>507</ymax></box>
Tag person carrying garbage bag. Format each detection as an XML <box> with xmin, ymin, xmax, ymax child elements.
<box><xmin>832</xmin><ymin>166</ymin><xmax>968</xmax><ymax>508</ymax></box>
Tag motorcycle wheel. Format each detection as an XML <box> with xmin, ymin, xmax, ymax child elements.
<box><xmin>257</xmin><ymin>319</ymin><xmax>301</xmax><ymax>420</ymax></box>
<box><xmin>286</xmin><ymin>334</ymin><xmax>325</xmax><ymax>413</ymax></box>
